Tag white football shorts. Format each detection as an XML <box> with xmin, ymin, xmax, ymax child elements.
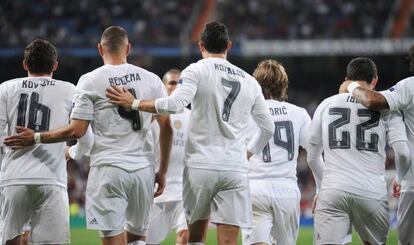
<box><xmin>183</xmin><ymin>167</ymin><xmax>252</xmax><ymax>228</ymax></box>
<box><xmin>314</xmin><ymin>189</ymin><xmax>389</xmax><ymax>245</ymax></box>
<box><xmin>397</xmin><ymin>191</ymin><xmax>414</xmax><ymax>245</ymax></box>
<box><xmin>86</xmin><ymin>165</ymin><xmax>154</xmax><ymax>237</ymax></box>
<box><xmin>242</xmin><ymin>180</ymin><xmax>300</xmax><ymax>245</ymax></box>
<box><xmin>0</xmin><ymin>185</ymin><xmax>69</xmax><ymax>244</ymax></box>
<box><xmin>146</xmin><ymin>201</ymin><xmax>187</xmax><ymax>244</ymax></box>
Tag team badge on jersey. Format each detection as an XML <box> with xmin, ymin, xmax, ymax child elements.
<box><xmin>389</xmin><ymin>86</ymin><xmax>395</xmax><ymax>92</ymax></box>
<box><xmin>174</xmin><ymin>120</ymin><xmax>182</xmax><ymax>129</ymax></box>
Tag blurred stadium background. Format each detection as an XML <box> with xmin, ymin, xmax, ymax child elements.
<box><xmin>1</xmin><ymin>0</ymin><xmax>414</xmax><ymax>244</ymax></box>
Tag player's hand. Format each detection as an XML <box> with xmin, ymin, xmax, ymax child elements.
<box><xmin>154</xmin><ymin>171</ymin><xmax>166</xmax><ymax>197</ymax></box>
<box><xmin>106</xmin><ymin>85</ymin><xmax>135</xmax><ymax>110</ymax></box>
<box><xmin>3</xmin><ymin>126</ymin><xmax>35</xmax><ymax>149</ymax></box>
<box><xmin>247</xmin><ymin>151</ymin><xmax>253</xmax><ymax>160</ymax></box>
<box><xmin>312</xmin><ymin>195</ymin><xmax>318</xmax><ymax>213</ymax></box>
<box><xmin>392</xmin><ymin>178</ymin><xmax>401</xmax><ymax>198</ymax></box>
<box><xmin>339</xmin><ymin>80</ymin><xmax>352</xmax><ymax>94</ymax></box>
<box><xmin>65</xmin><ymin>146</ymin><xmax>72</xmax><ymax>161</ymax></box>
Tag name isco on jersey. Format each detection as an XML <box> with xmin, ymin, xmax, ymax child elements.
<box><xmin>214</xmin><ymin>64</ymin><xmax>245</xmax><ymax>78</ymax></box>
<box><xmin>108</xmin><ymin>73</ymin><xmax>141</xmax><ymax>86</ymax></box>
<box><xmin>22</xmin><ymin>79</ymin><xmax>56</xmax><ymax>88</ymax></box>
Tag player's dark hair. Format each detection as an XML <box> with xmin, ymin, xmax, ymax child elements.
<box><xmin>408</xmin><ymin>44</ymin><xmax>414</xmax><ymax>73</ymax></box>
<box><xmin>101</xmin><ymin>26</ymin><xmax>128</xmax><ymax>54</ymax></box>
<box><xmin>200</xmin><ymin>21</ymin><xmax>229</xmax><ymax>54</ymax></box>
<box><xmin>253</xmin><ymin>59</ymin><xmax>289</xmax><ymax>101</ymax></box>
<box><xmin>346</xmin><ymin>57</ymin><xmax>378</xmax><ymax>84</ymax></box>
<box><xmin>23</xmin><ymin>39</ymin><xmax>57</xmax><ymax>74</ymax></box>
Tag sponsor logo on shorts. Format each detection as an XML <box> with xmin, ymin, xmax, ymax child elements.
<box><xmin>89</xmin><ymin>218</ymin><xmax>98</xmax><ymax>225</ymax></box>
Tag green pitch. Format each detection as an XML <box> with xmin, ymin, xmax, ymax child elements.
<box><xmin>70</xmin><ymin>227</ymin><xmax>398</xmax><ymax>244</ymax></box>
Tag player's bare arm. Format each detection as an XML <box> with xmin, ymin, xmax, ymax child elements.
<box><xmin>154</xmin><ymin>114</ymin><xmax>173</xmax><ymax>197</ymax></box>
<box><xmin>340</xmin><ymin>80</ymin><xmax>389</xmax><ymax>110</ymax></box>
<box><xmin>4</xmin><ymin>119</ymin><xmax>89</xmax><ymax>149</ymax></box>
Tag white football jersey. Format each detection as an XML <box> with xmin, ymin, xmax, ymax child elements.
<box><xmin>156</xmin><ymin>58</ymin><xmax>271</xmax><ymax>172</ymax></box>
<box><xmin>309</xmin><ymin>93</ymin><xmax>407</xmax><ymax>199</ymax></box>
<box><xmin>381</xmin><ymin>77</ymin><xmax>414</xmax><ymax>192</ymax></box>
<box><xmin>248</xmin><ymin>100</ymin><xmax>311</xmax><ymax>187</ymax></box>
<box><xmin>0</xmin><ymin>77</ymin><xmax>75</xmax><ymax>188</ymax></box>
<box><xmin>71</xmin><ymin>63</ymin><xmax>167</xmax><ymax>171</ymax></box>
<box><xmin>152</xmin><ymin>108</ymin><xmax>190</xmax><ymax>202</ymax></box>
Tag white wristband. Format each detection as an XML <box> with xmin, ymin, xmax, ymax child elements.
<box><xmin>347</xmin><ymin>82</ymin><xmax>361</xmax><ymax>94</ymax></box>
<box><xmin>34</xmin><ymin>132</ymin><xmax>42</xmax><ymax>144</ymax></box>
<box><xmin>131</xmin><ymin>99</ymin><xmax>141</xmax><ymax>111</ymax></box>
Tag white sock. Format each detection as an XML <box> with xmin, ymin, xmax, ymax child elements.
<box><xmin>128</xmin><ymin>241</ymin><xmax>146</xmax><ymax>245</ymax></box>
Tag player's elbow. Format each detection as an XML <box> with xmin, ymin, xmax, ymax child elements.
<box><xmin>363</xmin><ymin>94</ymin><xmax>388</xmax><ymax>111</ymax></box>
<box><xmin>395</xmin><ymin>147</ymin><xmax>411</xmax><ymax>167</ymax></box>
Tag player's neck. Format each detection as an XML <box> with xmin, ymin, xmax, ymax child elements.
<box><xmin>28</xmin><ymin>72</ymin><xmax>52</xmax><ymax>78</ymax></box>
<box><xmin>103</xmin><ymin>56</ymin><xmax>127</xmax><ymax>65</ymax></box>
<box><xmin>202</xmin><ymin>52</ymin><xmax>227</xmax><ymax>59</ymax></box>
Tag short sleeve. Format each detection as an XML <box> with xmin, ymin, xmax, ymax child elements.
<box><xmin>307</xmin><ymin>99</ymin><xmax>328</xmax><ymax>145</ymax></box>
<box><xmin>71</xmin><ymin>75</ymin><xmax>95</xmax><ymax>121</ymax></box>
<box><xmin>380</xmin><ymin>77</ymin><xmax>414</xmax><ymax>111</ymax></box>
<box><xmin>299</xmin><ymin>109</ymin><xmax>312</xmax><ymax>148</ymax></box>
<box><xmin>382</xmin><ymin>110</ymin><xmax>408</xmax><ymax>145</ymax></box>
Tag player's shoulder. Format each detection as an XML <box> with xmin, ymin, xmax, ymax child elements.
<box><xmin>0</xmin><ymin>77</ymin><xmax>24</xmax><ymax>89</ymax></box>
<box><xmin>392</xmin><ymin>76</ymin><xmax>414</xmax><ymax>90</ymax></box>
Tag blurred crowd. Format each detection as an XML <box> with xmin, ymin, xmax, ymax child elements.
<box><xmin>217</xmin><ymin>0</ymin><xmax>395</xmax><ymax>42</ymax></box>
<box><xmin>0</xmin><ymin>0</ymin><xmax>401</xmax><ymax>47</ymax></box>
<box><xmin>0</xmin><ymin>0</ymin><xmax>196</xmax><ymax>46</ymax></box>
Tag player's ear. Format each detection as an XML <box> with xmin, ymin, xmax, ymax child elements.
<box><xmin>22</xmin><ymin>60</ymin><xmax>29</xmax><ymax>72</ymax></box>
<box><xmin>125</xmin><ymin>43</ymin><xmax>131</xmax><ymax>56</ymax></box>
<box><xmin>227</xmin><ymin>40</ymin><xmax>232</xmax><ymax>51</ymax></box>
<box><xmin>52</xmin><ymin>62</ymin><xmax>58</xmax><ymax>72</ymax></box>
<box><xmin>97</xmin><ymin>43</ymin><xmax>104</xmax><ymax>57</ymax></box>
<box><xmin>198</xmin><ymin>41</ymin><xmax>205</xmax><ymax>53</ymax></box>
<box><xmin>370</xmin><ymin>77</ymin><xmax>378</xmax><ymax>90</ymax></box>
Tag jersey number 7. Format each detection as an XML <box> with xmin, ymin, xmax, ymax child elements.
<box><xmin>221</xmin><ymin>78</ymin><xmax>241</xmax><ymax>122</ymax></box>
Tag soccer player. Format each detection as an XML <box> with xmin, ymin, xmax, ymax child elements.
<box><xmin>146</xmin><ymin>69</ymin><xmax>190</xmax><ymax>245</ymax></box>
<box><xmin>106</xmin><ymin>21</ymin><xmax>274</xmax><ymax>245</ymax></box>
<box><xmin>0</xmin><ymin>39</ymin><xmax>76</xmax><ymax>244</ymax></box>
<box><xmin>241</xmin><ymin>60</ymin><xmax>324</xmax><ymax>245</ymax></box>
<box><xmin>308</xmin><ymin>57</ymin><xmax>410</xmax><ymax>245</ymax></box>
<box><xmin>5</xmin><ymin>26</ymin><xmax>173</xmax><ymax>245</ymax></box>
<box><xmin>340</xmin><ymin>48</ymin><xmax>414</xmax><ymax>245</ymax></box>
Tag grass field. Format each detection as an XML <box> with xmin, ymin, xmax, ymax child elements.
<box><xmin>70</xmin><ymin>227</ymin><xmax>398</xmax><ymax>244</ymax></box>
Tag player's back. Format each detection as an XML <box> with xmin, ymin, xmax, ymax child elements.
<box><xmin>312</xmin><ymin>93</ymin><xmax>389</xmax><ymax>198</ymax></box>
<box><xmin>0</xmin><ymin>77</ymin><xmax>75</xmax><ymax>188</ymax></box>
<box><xmin>72</xmin><ymin>63</ymin><xmax>166</xmax><ymax>170</ymax></box>
<box><xmin>183</xmin><ymin>58</ymin><xmax>263</xmax><ymax>172</ymax></box>
<box><xmin>248</xmin><ymin>100</ymin><xmax>310</xmax><ymax>184</ymax></box>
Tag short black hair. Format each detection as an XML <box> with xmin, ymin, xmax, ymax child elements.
<box><xmin>408</xmin><ymin>44</ymin><xmax>414</xmax><ymax>73</ymax></box>
<box><xmin>346</xmin><ymin>57</ymin><xmax>378</xmax><ymax>83</ymax></box>
<box><xmin>24</xmin><ymin>39</ymin><xmax>57</xmax><ymax>74</ymax></box>
<box><xmin>200</xmin><ymin>21</ymin><xmax>229</xmax><ymax>54</ymax></box>
<box><xmin>101</xmin><ymin>26</ymin><xmax>128</xmax><ymax>53</ymax></box>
